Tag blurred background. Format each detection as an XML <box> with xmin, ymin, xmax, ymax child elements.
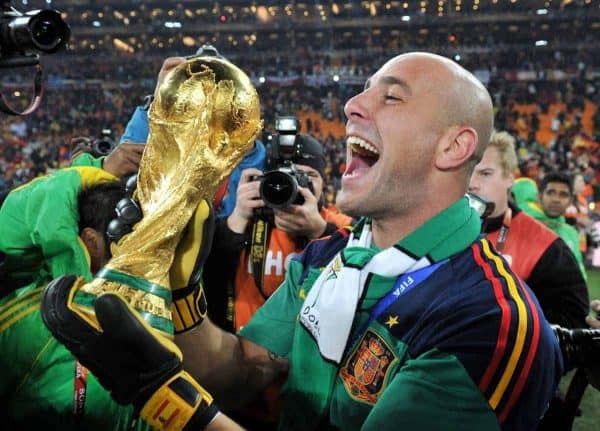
<box><xmin>0</xmin><ymin>2</ymin><xmax>599</xmax><ymax>426</ymax></box>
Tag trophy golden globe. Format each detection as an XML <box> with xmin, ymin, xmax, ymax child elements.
<box><xmin>70</xmin><ymin>56</ymin><xmax>262</xmax><ymax>337</ymax></box>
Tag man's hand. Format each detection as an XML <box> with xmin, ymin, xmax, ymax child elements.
<box><xmin>274</xmin><ymin>186</ymin><xmax>326</xmax><ymax>239</ymax></box>
<box><xmin>70</xmin><ymin>136</ymin><xmax>93</xmax><ymax>160</ymax></box>
<box><xmin>103</xmin><ymin>143</ymin><xmax>145</xmax><ymax>177</ymax></box>
<box><xmin>586</xmin><ymin>300</ymin><xmax>600</xmax><ymax>329</ymax></box>
<box><xmin>227</xmin><ymin>168</ymin><xmax>264</xmax><ymax>234</ymax></box>
<box><xmin>154</xmin><ymin>57</ymin><xmax>187</xmax><ymax>98</ymax></box>
<box><xmin>41</xmin><ymin>275</ymin><xmax>220</xmax><ymax>430</ymax></box>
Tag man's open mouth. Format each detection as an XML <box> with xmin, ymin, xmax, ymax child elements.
<box><xmin>347</xmin><ymin>136</ymin><xmax>380</xmax><ymax>166</ymax></box>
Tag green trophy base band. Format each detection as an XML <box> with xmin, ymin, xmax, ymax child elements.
<box><xmin>73</xmin><ymin>268</ymin><xmax>174</xmax><ymax>335</ymax></box>
<box><xmin>74</xmin><ymin>291</ymin><xmax>174</xmax><ymax>335</ymax></box>
<box><xmin>97</xmin><ymin>268</ymin><xmax>172</xmax><ymax>302</ymax></box>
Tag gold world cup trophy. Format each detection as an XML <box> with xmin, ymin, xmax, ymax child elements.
<box><xmin>69</xmin><ymin>55</ymin><xmax>262</xmax><ymax>337</ymax></box>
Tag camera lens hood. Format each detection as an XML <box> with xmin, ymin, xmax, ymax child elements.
<box><xmin>259</xmin><ymin>170</ymin><xmax>299</xmax><ymax>209</ymax></box>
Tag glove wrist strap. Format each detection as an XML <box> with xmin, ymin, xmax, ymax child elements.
<box><xmin>141</xmin><ymin>371</ymin><xmax>217</xmax><ymax>430</ymax></box>
<box><xmin>172</xmin><ymin>284</ymin><xmax>208</xmax><ymax>334</ymax></box>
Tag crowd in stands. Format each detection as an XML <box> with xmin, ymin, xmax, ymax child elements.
<box><xmin>2</xmin><ymin>36</ymin><xmax>599</xmax><ymax>261</ymax></box>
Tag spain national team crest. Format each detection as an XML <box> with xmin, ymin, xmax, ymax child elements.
<box><xmin>340</xmin><ymin>329</ymin><xmax>396</xmax><ymax>405</ymax></box>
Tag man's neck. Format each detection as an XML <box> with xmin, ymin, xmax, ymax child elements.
<box><xmin>544</xmin><ymin>212</ymin><xmax>564</xmax><ymax>222</ymax></box>
<box><xmin>490</xmin><ymin>199</ymin><xmax>509</xmax><ymax>220</ymax></box>
<box><xmin>371</xmin><ymin>205</ymin><xmax>442</xmax><ymax>249</ymax></box>
<box><xmin>371</xmin><ymin>218</ymin><xmax>411</xmax><ymax>249</ymax></box>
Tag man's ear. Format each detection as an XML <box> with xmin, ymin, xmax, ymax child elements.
<box><xmin>80</xmin><ymin>227</ymin><xmax>107</xmax><ymax>270</ymax></box>
<box><xmin>435</xmin><ymin>126</ymin><xmax>478</xmax><ymax>170</ymax></box>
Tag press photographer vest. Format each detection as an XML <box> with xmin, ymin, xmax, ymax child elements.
<box><xmin>232</xmin><ymin>206</ymin><xmax>352</xmax><ymax>331</ymax></box>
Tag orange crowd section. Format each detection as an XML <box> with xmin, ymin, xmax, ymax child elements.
<box><xmin>297</xmin><ymin>110</ymin><xmax>346</xmax><ymax>139</ymax></box>
<box><xmin>511</xmin><ymin>100</ymin><xmax>597</xmax><ymax>147</ymax></box>
<box><xmin>297</xmin><ymin>100</ymin><xmax>598</xmax><ymax>146</ymax></box>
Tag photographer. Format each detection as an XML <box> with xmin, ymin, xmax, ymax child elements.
<box><xmin>71</xmin><ymin>138</ymin><xmax>144</xmax><ymax>179</ymax></box>
<box><xmin>206</xmin><ymin>133</ymin><xmax>351</xmax><ymax>331</ymax></box>
<box><xmin>203</xmin><ymin>132</ymin><xmax>351</xmax><ymax>428</ymax></box>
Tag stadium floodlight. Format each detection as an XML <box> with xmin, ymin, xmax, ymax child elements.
<box><xmin>535</xmin><ymin>40</ymin><xmax>548</xmax><ymax>47</ymax></box>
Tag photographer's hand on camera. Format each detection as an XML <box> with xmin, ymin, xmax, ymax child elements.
<box><xmin>586</xmin><ymin>300</ymin><xmax>600</xmax><ymax>329</ymax></box>
<box><xmin>103</xmin><ymin>143</ymin><xmax>145</xmax><ymax>178</ymax></box>
<box><xmin>579</xmin><ymin>298</ymin><xmax>600</xmax><ymax>391</ymax></box>
<box><xmin>274</xmin><ymin>185</ymin><xmax>326</xmax><ymax>239</ymax></box>
<box><xmin>227</xmin><ymin>168</ymin><xmax>265</xmax><ymax>234</ymax></box>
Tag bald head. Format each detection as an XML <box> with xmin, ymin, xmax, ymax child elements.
<box><xmin>340</xmin><ymin>51</ymin><xmax>494</xmax><ymax>240</ymax></box>
<box><xmin>381</xmin><ymin>52</ymin><xmax>494</xmax><ymax>168</ymax></box>
<box><xmin>435</xmin><ymin>56</ymin><xmax>494</xmax><ymax>167</ymax></box>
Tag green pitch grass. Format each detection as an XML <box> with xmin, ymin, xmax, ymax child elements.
<box><xmin>567</xmin><ymin>268</ymin><xmax>599</xmax><ymax>431</ymax></box>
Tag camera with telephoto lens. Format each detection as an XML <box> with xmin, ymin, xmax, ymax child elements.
<box><xmin>0</xmin><ymin>1</ymin><xmax>69</xmax><ymax>115</ymax></box>
<box><xmin>91</xmin><ymin>129</ymin><xmax>117</xmax><ymax>157</ymax></box>
<box><xmin>254</xmin><ymin>116</ymin><xmax>315</xmax><ymax>221</ymax></box>
<box><xmin>0</xmin><ymin>0</ymin><xmax>70</xmax><ymax>66</ymax></box>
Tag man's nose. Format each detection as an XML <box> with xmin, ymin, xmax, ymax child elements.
<box><xmin>344</xmin><ymin>92</ymin><xmax>370</xmax><ymax>122</ymax></box>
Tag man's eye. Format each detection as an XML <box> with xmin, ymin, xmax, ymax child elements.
<box><xmin>385</xmin><ymin>95</ymin><xmax>402</xmax><ymax>101</ymax></box>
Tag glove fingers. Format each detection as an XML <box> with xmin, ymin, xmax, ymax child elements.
<box><xmin>94</xmin><ymin>293</ymin><xmax>185</xmax><ymax>407</ymax></box>
<box><xmin>41</xmin><ymin>275</ymin><xmax>101</xmax><ymax>348</ymax></box>
<box><xmin>170</xmin><ymin>199</ymin><xmax>215</xmax><ymax>288</ymax></box>
<box><xmin>95</xmin><ymin>293</ymin><xmax>183</xmax><ymax>363</ymax></box>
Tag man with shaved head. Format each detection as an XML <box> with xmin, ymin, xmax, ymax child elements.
<box><xmin>42</xmin><ymin>53</ymin><xmax>564</xmax><ymax>431</ymax></box>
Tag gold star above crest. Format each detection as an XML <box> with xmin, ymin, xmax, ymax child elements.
<box><xmin>385</xmin><ymin>315</ymin><xmax>399</xmax><ymax>328</ymax></box>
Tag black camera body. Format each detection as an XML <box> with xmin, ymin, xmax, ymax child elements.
<box><xmin>0</xmin><ymin>1</ymin><xmax>70</xmax><ymax>67</ymax></box>
<box><xmin>258</xmin><ymin>164</ymin><xmax>314</xmax><ymax>206</ymax></box>
<box><xmin>254</xmin><ymin>116</ymin><xmax>315</xmax><ymax>221</ymax></box>
<box><xmin>91</xmin><ymin>129</ymin><xmax>117</xmax><ymax>157</ymax></box>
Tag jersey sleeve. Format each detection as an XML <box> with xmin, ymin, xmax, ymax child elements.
<box><xmin>377</xmin><ymin>239</ymin><xmax>563</xmax><ymax>430</ymax></box>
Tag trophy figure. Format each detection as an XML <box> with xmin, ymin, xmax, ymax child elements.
<box><xmin>71</xmin><ymin>55</ymin><xmax>262</xmax><ymax>336</ymax></box>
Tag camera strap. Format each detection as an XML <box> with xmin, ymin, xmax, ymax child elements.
<box><xmin>495</xmin><ymin>207</ymin><xmax>512</xmax><ymax>253</ymax></box>
<box><xmin>250</xmin><ymin>219</ymin><xmax>271</xmax><ymax>299</ymax></box>
<box><xmin>0</xmin><ymin>63</ymin><xmax>44</xmax><ymax>116</ymax></box>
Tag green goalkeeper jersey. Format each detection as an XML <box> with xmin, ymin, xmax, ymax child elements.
<box><xmin>0</xmin><ymin>282</ymin><xmax>151</xmax><ymax>430</ymax></box>
<box><xmin>0</xmin><ymin>166</ymin><xmax>117</xmax><ymax>290</ymax></box>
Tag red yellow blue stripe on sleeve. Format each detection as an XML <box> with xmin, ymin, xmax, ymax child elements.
<box><xmin>471</xmin><ymin>239</ymin><xmax>541</xmax><ymax>423</ymax></box>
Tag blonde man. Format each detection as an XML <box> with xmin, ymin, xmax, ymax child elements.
<box><xmin>470</xmin><ymin>130</ymin><xmax>588</xmax><ymax>328</ymax></box>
